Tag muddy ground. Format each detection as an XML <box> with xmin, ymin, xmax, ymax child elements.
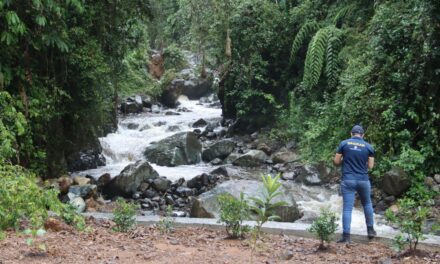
<box><xmin>0</xmin><ymin>218</ymin><xmax>438</xmax><ymax>264</ymax></box>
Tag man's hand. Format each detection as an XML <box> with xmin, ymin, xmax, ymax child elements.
<box><xmin>333</xmin><ymin>153</ymin><xmax>343</xmax><ymax>166</ymax></box>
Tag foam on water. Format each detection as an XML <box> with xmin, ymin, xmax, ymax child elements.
<box><xmin>74</xmin><ymin>95</ymin><xmax>221</xmax><ymax>180</ymax></box>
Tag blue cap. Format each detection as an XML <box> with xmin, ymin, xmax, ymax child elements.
<box><xmin>351</xmin><ymin>125</ymin><xmax>364</xmax><ymax>134</ymax></box>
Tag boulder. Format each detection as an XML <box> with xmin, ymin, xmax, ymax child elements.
<box><xmin>58</xmin><ymin>176</ymin><xmax>73</xmax><ymax>194</ymax></box>
<box><xmin>161</xmin><ymin>79</ymin><xmax>184</xmax><ymax>108</ymax></box>
<box><xmin>210</xmin><ymin>166</ymin><xmax>247</xmax><ymax>180</ymax></box>
<box><xmin>144</xmin><ymin>132</ymin><xmax>202</xmax><ymax>166</ymax></box>
<box><xmin>102</xmin><ymin>161</ymin><xmax>159</xmax><ymax>197</ymax></box>
<box><xmin>97</xmin><ymin>173</ymin><xmax>111</xmax><ymax>187</ymax></box>
<box><xmin>190</xmin><ymin>180</ymin><xmax>302</xmax><ymax>222</ymax></box>
<box><xmin>425</xmin><ymin>177</ymin><xmax>436</xmax><ymax>187</ymax></box>
<box><xmin>202</xmin><ymin>139</ymin><xmax>235</xmax><ymax>162</ymax></box>
<box><xmin>166</xmin><ymin>125</ymin><xmax>181</xmax><ymax>132</ymax></box>
<box><xmin>381</xmin><ymin>168</ymin><xmax>410</xmax><ymax>197</ymax></box>
<box><xmin>176</xmin><ymin>186</ymin><xmax>195</xmax><ymax>197</ymax></box>
<box><xmin>152</xmin><ymin>177</ymin><xmax>172</xmax><ymax>192</ymax></box>
<box><xmin>210</xmin><ymin>158</ymin><xmax>223</xmax><ymax>165</ymax></box>
<box><xmin>141</xmin><ymin>95</ymin><xmax>153</xmax><ymax>108</ymax></box>
<box><xmin>181</xmin><ymin>78</ymin><xmax>212</xmax><ymax>99</ymax></box>
<box><xmin>192</xmin><ymin>118</ymin><xmax>208</xmax><ymax>128</ymax></box>
<box><xmin>434</xmin><ymin>174</ymin><xmax>440</xmax><ymax>184</ymax></box>
<box><xmin>187</xmin><ymin>173</ymin><xmax>211</xmax><ymax>189</ymax></box>
<box><xmin>232</xmin><ymin>150</ymin><xmax>268</xmax><ymax>167</ymax></box>
<box><xmin>142</xmin><ymin>189</ymin><xmax>158</xmax><ymax>199</ymax></box>
<box><xmin>67</xmin><ymin>149</ymin><xmax>105</xmax><ymax>172</ymax></box>
<box><xmin>68</xmin><ymin>184</ymin><xmax>97</xmax><ymax>199</ymax></box>
<box><xmin>165</xmin><ymin>111</ymin><xmax>180</xmax><ymax>116</ymax></box>
<box><xmin>224</xmin><ymin>153</ymin><xmax>241</xmax><ymax>164</ymax></box>
<box><xmin>120</xmin><ymin>101</ymin><xmax>142</xmax><ymax>114</ymax></box>
<box><xmin>69</xmin><ymin>197</ymin><xmax>86</xmax><ymax>213</ymax></box>
<box><xmin>257</xmin><ymin>143</ymin><xmax>272</xmax><ymax>155</ymax></box>
<box><xmin>126</xmin><ymin>123</ymin><xmax>139</xmax><ymax>130</ymax></box>
<box><xmin>290</xmin><ymin>163</ymin><xmax>337</xmax><ymax>186</ymax></box>
<box><xmin>294</xmin><ymin>165</ymin><xmax>323</xmax><ymax>185</ymax></box>
<box><xmin>73</xmin><ymin>176</ymin><xmax>90</xmax><ymax>186</ymax></box>
<box><xmin>272</xmin><ymin>150</ymin><xmax>299</xmax><ymax>164</ymax></box>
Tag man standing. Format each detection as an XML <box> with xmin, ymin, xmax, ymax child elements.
<box><xmin>333</xmin><ymin>125</ymin><xmax>376</xmax><ymax>243</ymax></box>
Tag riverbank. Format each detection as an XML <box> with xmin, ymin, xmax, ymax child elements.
<box><xmin>1</xmin><ymin>217</ymin><xmax>439</xmax><ymax>264</ymax></box>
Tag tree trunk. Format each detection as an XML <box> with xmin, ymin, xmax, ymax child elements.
<box><xmin>200</xmin><ymin>48</ymin><xmax>207</xmax><ymax>79</ymax></box>
<box><xmin>113</xmin><ymin>76</ymin><xmax>119</xmax><ymax>129</ymax></box>
<box><xmin>225</xmin><ymin>29</ymin><xmax>232</xmax><ymax>59</ymax></box>
<box><xmin>18</xmin><ymin>81</ymin><xmax>29</xmax><ymax>118</ymax></box>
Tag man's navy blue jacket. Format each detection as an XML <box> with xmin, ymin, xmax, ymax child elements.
<box><xmin>336</xmin><ymin>136</ymin><xmax>375</xmax><ymax>181</ymax></box>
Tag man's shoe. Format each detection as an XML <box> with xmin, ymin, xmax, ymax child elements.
<box><xmin>367</xmin><ymin>226</ymin><xmax>376</xmax><ymax>239</ymax></box>
<box><xmin>337</xmin><ymin>233</ymin><xmax>351</xmax><ymax>243</ymax></box>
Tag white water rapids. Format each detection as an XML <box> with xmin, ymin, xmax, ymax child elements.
<box><xmin>74</xmin><ymin>95</ymin><xmax>395</xmax><ymax>236</ymax></box>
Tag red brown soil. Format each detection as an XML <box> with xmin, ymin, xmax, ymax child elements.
<box><xmin>0</xmin><ymin>218</ymin><xmax>439</xmax><ymax>264</ymax></box>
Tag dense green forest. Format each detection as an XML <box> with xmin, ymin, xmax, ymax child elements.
<box><xmin>1</xmin><ymin>0</ymin><xmax>439</xmax><ymax>193</ymax></box>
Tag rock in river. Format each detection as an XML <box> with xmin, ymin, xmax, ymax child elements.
<box><xmin>102</xmin><ymin>161</ymin><xmax>159</xmax><ymax>197</ymax></box>
<box><xmin>232</xmin><ymin>150</ymin><xmax>268</xmax><ymax>167</ymax></box>
<box><xmin>190</xmin><ymin>180</ymin><xmax>302</xmax><ymax>222</ymax></box>
<box><xmin>202</xmin><ymin>139</ymin><xmax>235</xmax><ymax>162</ymax></box>
<box><xmin>144</xmin><ymin>132</ymin><xmax>202</xmax><ymax>166</ymax></box>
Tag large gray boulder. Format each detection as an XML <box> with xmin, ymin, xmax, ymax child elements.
<box><xmin>161</xmin><ymin>79</ymin><xmax>184</xmax><ymax>107</ymax></box>
<box><xmin>68</xmin><ymin>184</ymin><xmax>97</xmax><ymax>199</ymax></box>
<box><xmin>120</xmin><ymin>101</ymin><xmax>142</xmax><ymax>114</ymax></box>
<box><xmin>381</xmin><ymin>168</ymin><xmax>410</xmax><ymax>197</ymax></box>
<box><xmin>272</xmin><ymin>150</ymin><xmax>299</xmax><ymax>164</ymax></box>
<box><xmin>190</xmin><ymin>180</ymin><xmax>302</xmax><ymax>222</ymax></box>
<box><xmin>102</xmin><ymin>161</ymin><xmax>159</xmax><ymax>197</ymax></box>
<box><xmin>232</xmin><ymin>150</ymin><xmax>268</xmax><ymax>167</ymax></box>
<box><xmin>144</xmin><ymin>132</ymin><xmax>202</xmax><ymax>166</ymax></box>
<box><xmin>181</xmin><ymin>78</ymin><xmax>212</xmax><ymax>99</ymax></box>
<box><xmin>202</xmin><ymin>139</ymin><xmax>235</xmax><ymax>162</ymax></box>
<box><xmin>293</xmin><ymin>163</ymin><xmax>339</xmax><ymax>186</ymax></box>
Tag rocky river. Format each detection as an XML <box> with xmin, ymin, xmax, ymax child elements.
<box><xmin>68</xmin><ymin>90</ymin><xmax>401</xmax><ymax>236</ymax></box>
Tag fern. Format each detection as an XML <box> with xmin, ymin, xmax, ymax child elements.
<box><xmin>325</xmin><ymin>27</ymin><xmax>342</xmax><ymax>88</ymax></box>
<box><xmin>332</xmin><ymin>4</ymin><xmax>355</xmax><ymax>26</ymax></box>
<box><xmin>303</xmin><ymin>26</ymin><xmax>342</xmax><ymax>89</ymax></box>
<box><xmin>289</xmin><ymin>21</ymin><xmax>320</xmax><ymax>64</ymax></box>
<box><xmin>303</xmin><ymin>27</ymin><xmax>329</xmax><ymax>89</ymax></box>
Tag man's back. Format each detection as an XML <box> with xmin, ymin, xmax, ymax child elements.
<box><xmin>336</xmin><ymin>136</ymin><xmax>374</xmax><ymax>181</ymax></box>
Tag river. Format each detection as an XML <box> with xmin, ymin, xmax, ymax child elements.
<box><xmin>73</xmin><ymin>94</ymin><xmax>397</xmax><ymax>236</ymax></box>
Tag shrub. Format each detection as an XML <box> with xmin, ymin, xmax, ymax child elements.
<box><xmin>157</xmin><ymin>205</ymin><xmax>175</xmax><ymax>234</ymax></box>
<box><xmin>250</xmin><ymin>174</ymin><xmax>287</xmax><ymax>238</ymax></box>
<box><xmin>61</xmin><ymin>204</ymin><xmax>86</xmax><ymax>231</ymax></box>
<box><xmin>23</xmin><ymin>228</ymin><xmax>47</xmax><ymax>253</ymax></box>
<box><xmin>112</xmin><ymin>198</ymin><xmax>138</xmax><ymax>232</ymax></box>
<box><xmin>218</xmin><ymin>192</ymin><xmax>250</xmax><ymax>238</ymax></box>
<box><xmin>308</xmin><ymin>208</ymin><xmax>338</xmax><ymax>249</ymax></box>
<box><xmin>0</xmin><ymin>162</ymin><xmax>67</xmax><ymax>230</ymax></box>
<box><xmin>385</xmin><ymin>197</ymin><xmax>428</xmax><ymax>254</ymax></box>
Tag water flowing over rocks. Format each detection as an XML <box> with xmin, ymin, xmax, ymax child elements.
<box><xmin>144</xmin><ymin>132</ymin><xmax>202</xmax><ymax>166</ymax></box>
<box><xmin>71</xmin><ymin>51</ymin><xmax>399</xmax><ymax>236</ymax></box>
<box><xmin>102</xmin><ymin>161</ymin><xmax>159</xmax><ymax>197</ymax></box>
<box><xmin>190</xmin><ymin>180</ymin><xmax>303</xmax><ymax>222</ymax></box>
